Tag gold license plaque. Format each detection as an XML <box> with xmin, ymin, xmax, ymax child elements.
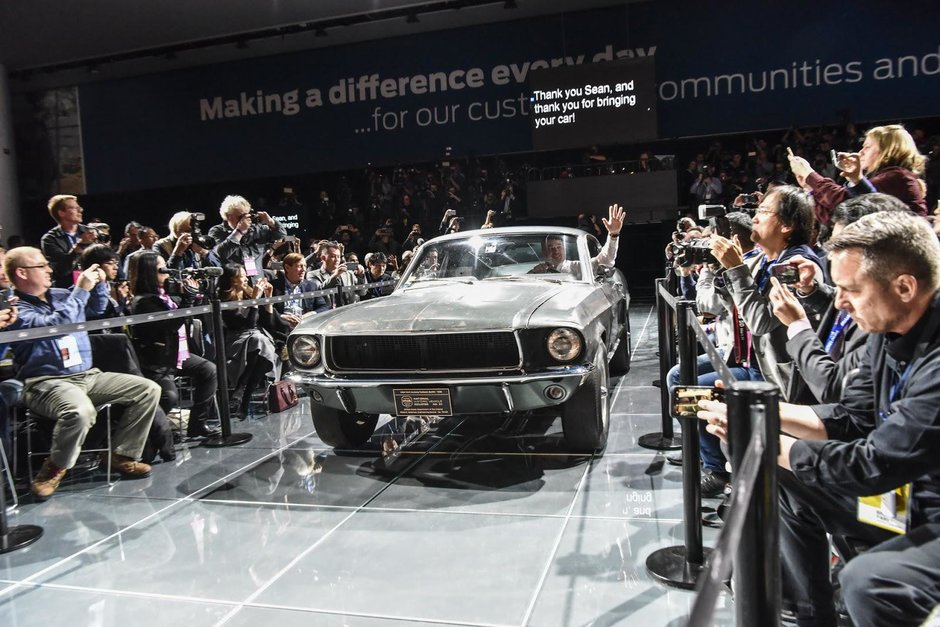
<box><xmin>393</xmin><ymin>388</ymin><xmax>453</xmax><ymax>417</ymax></box>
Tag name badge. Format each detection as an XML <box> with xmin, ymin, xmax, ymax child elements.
<box><xmin>56</xmin><ymin>335</ymin><xmax>83</xmax><ymax>368</ymax></box>
<box><xmin>858</xmin><ymin>483</ymin><xmax>910</xmax><ymax>534</ymax></box>
<box><xmin>244</xmin><ymin>257</ymin><xmax>258</xmax><ymax>277</ymax></box>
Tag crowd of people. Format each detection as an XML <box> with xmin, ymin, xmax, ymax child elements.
<box><xmin>0</xmin><ymin>190</ymin><xmax>419</xmax><ymax>501</ymax></box>
<box><xmin>662</xmin><ymin>123</ymin><xmax>939</xmax><ymax>625</ymax></box>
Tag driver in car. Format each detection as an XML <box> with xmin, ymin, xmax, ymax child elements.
<box><xmin>530</xmin><ymin>204</ymin><xmax>625</xmax><ymax>275</ymax></box>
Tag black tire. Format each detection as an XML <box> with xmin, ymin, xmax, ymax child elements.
<box><xmin>561</xmin><ymin>348</ymin><xmax>610</xmax><ymax>453</ymax></box>
<box><xmin>311</xmin><ymin>406</ymin><xmax>379</xmax><ymax>448</ymax></box>
<box><xmin>609</xmin><ymin>313</ymin><xmax>632</xmax><ymax>375</ymax></box>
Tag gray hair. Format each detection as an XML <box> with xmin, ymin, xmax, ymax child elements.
<box><xmin>219</xmin><ymin>195</ymin><xmax>250</xmax><ymax>220</ymax></box>
<box><xmin>826</xmin><ymin>212</ymin><xmax>940</xmax><ymax>289</ymax></box>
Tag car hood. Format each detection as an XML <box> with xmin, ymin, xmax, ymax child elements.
<box><xmin>297</xmin><ymin>280</ymin><xmax>592</xmax><ymax>334</ymax></box>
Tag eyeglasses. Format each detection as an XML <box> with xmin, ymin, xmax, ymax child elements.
<box><xmin>19</xmin><ymin>263</ymin><xmax>51</xmax><ymax>269</ymax></box>
<box><xmin>754</xmin><ymin>208</ymin><xmax>777</xmax><ymax>216</ymax></box>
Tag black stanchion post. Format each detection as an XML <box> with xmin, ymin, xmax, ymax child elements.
<box><xmin>646</xmin><ymin>299</ymin><xmax>710</xmax><ymax>589</ymax></box>
<box><xmin>727</xmin><ymin>381</ymin><xmax>781</xmax><ymax>626</ymax></box>
<box><xmin>202</xmin><ymin>274</ymin><xmax>253</xmax><ymax>448</ymax></box>
<box><xmin>639</xmin><ymin>278</ymin><xmax>683</xmax><ymax>451</ymax></box>
<box><xmin>0</xmin><ymin>450</ymin><xmax>43</xmax><ymax>553</ymax></box>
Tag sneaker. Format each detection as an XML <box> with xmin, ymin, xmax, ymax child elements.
<box><xmin>106</xmin><ymin>453</ymin><xmax>152</xmax><ymax>479</ymax></box>
<box><xmin>701</xmin><ymin>470</ymin><xmax>730</xmax><ymax>498</ymax></box>
<box><xmin>31</xmin><ymin>459</ymin><xmax>67</xmax><ymax>501</ymax></box>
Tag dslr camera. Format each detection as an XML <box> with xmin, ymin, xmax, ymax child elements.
<box><xmin>189</xmin><ymin>212</ymin><xmax>215</xmax><ymax>249</ymax></box>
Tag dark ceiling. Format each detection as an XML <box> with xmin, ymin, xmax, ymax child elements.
<box><xmin>0</xmin><ymin>0</ymin><xmax>630</xmax><ymax>90</ymax></box>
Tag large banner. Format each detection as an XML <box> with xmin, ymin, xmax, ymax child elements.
<box><xmin>77</xmin><ymin>0</ymin><xmax>940</xmax><ymax>193</ymax></box>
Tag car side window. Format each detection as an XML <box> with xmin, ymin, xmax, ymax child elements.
<box><xmin>587</xmin><ymin>238</ymin><xmax>601</xmax><ymax>260</ymax></box>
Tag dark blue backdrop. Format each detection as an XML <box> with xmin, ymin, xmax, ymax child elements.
<box><xmin>78</xmin><ymin>0</ymin><xmax>940</xmax><ymax>193</ymax></box>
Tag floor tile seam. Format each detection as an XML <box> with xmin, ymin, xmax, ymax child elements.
<box><xmin>195</xmin><ymin>497</ymin><xmax>571</xmax><ymax>520</ymax></box>
<box><xmin>0</xmin><ymin>428</ymin><xmax>327</xmax><ymax>600</ymax></box>
<box><xmin>0</xmin><ymin>578</ymin><xmax>244</xmax><ymax>608</ymax></box>
<box><xmin>0</xmin><ymin>495</ymin><xmax>190</xmax><ymax>601</ymax></box>
<box><xmin>225</xmin><ymin>600</ymin><xmax>514</xmax><ymax>627</ymax></box>
<box><xmin>518</xmin><ymin>459</ymin><xmax>594</xmax><ymax>627</ymax></box>
<box><xmin>630</xmin><ymin>304</ymin><xmax>656</xmax><ymax>363</ymax></box>
<box><xmin>211</xmin><ymin>419</ymin><xmax>469</xmax><ymax>626</ymax></box>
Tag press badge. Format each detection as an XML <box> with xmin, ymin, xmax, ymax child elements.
<box><xmin>56</xmin><ymin>335</ymin><xmax>83</xmax><ymax>368</ymax></box>
<box><xmin>244</xmin><ymin>257</ymin><xmax>258</xmax><ymax>277</ymax></box>
<box><xmin>858</xmin><ymin>484</ymin><xmax>910</xmax><ymax>534</ymax></box>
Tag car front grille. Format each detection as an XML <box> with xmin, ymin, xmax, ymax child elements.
<box><xmin>328</xmin><ymin>332</ymin><xmax>520</xmax><ymax>372</ymax></box>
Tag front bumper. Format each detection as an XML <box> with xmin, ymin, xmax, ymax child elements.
<box><xmin>289</xmin><ymin>366</ymin><xmax>594</xmax><ymax>415</ymax></box>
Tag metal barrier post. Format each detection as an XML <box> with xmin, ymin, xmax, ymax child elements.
<box><xmin>0</xmin><ymin>445</ymin><xmax>43</xmax><ymax>553</ymax></box>
<box><xmin>202</xmin><ymin>276</ymin><xmax>253</xmax><ymax>448</ymax></box>
<box><xmin>639</xmin><ymin>278</ymin><xmax>682</xmax><ymax>451</ymax></box>
<box><xmin>727</xmin><ymin>381</ymin><xmax>781</xmax><ymax>626</ymax></box>
<box><xmin>646</xmin><ymin>299</ymin><xmax>710</xmax><ymax>589</ymax></box>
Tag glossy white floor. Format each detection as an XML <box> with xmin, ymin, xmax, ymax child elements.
<box><xmin>0</xmin><ymin>304</ymin><xmax>734</xmax><ymax>626</ymax></box>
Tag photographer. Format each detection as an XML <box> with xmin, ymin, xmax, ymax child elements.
<box><xmin>209</xmin><ymin>195</ymin><xmax>286</xmax><ymax>283</ymax></box>
<box><xmin>129</xmin><ymin>252</ymin><xmax>220</xmax><ymax>439</ymax></box>
<box><xmin>699</xmin><ymin>212</ymin><xmax>940</xmax><ymax>627</ymax></box>
<box><xmin>690</xmin><ymin>166</ymin><xmax>723</xmax><ymax>205</ymax></box>
<box><xmin>709</xmin><ymin>186</ymin><xmax>822</xmax><ymax>395</ymax></box>
<box><xmin>438</xmin><ymin>208</ymin><xmax>460</xmax><ymax>236</ymax></box>
<box><xmin>401</xmin><ymin>224</ymin><xmax>424</xmax><ymax>252</ymax></box>
<box><xmin>40</xmin><ymin>194</ymin><xmax>100</xmax><ymax>288</ymax></box>
<box><xmin>155</xmin><ymin>211</ymin><xmax>213</xmax><ymax>272</ymax></box>
<box><xmin>121</xmin><ymin>226</ymin><xmax>158</xmax><ymax>278</ymax></box>
<box><xmin>306</xmin><ymin>241</ymin><xmax>366</xmax><ymax>308</ymax></box>
<box><xmin>79</xmin><ymin>244</ymin><xmax>127</xmax><ymax>319</ymax></box>
<box><xmin>369</xmin><ymin>226</ymin><xmax>401</xmax><ymax>257</ymax></box>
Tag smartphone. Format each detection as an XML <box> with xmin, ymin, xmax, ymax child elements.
<box><xmin>345</xmin><ymin>262</ymin><xmax>360</xmax><ymax>273</ymax></box>
<box><xmin>0</xmin><ymin>292</ymin><xmax>10</xmax><ymax>312</ymax></box>
<box><xmin>672</xmin><ymin>386</ymin><xmax>725</xmax><ymax>418</ymax></box>
<box><xmin>771</xmin><ymin>264</ymin><xmax>800</xmax><ymax>284</ymax></box>
<box><xmin>270</xmin><ymin>261</ymin><xmax>284</xmax><ymax>271</ymax></box>
<box><xmin>284</xmin><ymin>235</ymin><xmax>297</xmax><ymax>243</ymax></box>
<box><xmin>830</xmin><ymin>149</ymin><xmax>840</xmax><ymax>168</ymax></box>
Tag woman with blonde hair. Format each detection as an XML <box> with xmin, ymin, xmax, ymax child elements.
<box><xmin>788</xmin><ymin>124</ymin><xmax>927</xmax><ymax>224</ymax></box>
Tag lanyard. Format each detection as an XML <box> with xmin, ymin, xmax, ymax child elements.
<box><xmin>824</xmin><ymin>311</ymin><xmax>852</xmax><ymax>354</ymax></box>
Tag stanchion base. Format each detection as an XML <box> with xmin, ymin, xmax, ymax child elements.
<box><xmin>638</xmin><ymin>432</ymin><xmax>683</xmax><ymax>451</ymax></box>
<box><xmin>202</xmin><ymin>432</ymin><xmax>253</xmax><ymax>448</ymax></box>
<box><xmin>665</xmin><ymin>453</ymin><xmax>683</xmax><ymax>466</ymax></box>
<box><xmin>646</xmin><ymin>545</ymin><xmax>713</xmax><ymax>590</ymax></box>
<box><xmin>0</xmin><ymin>525</ymin><xmax>44</xmax><ymax>554</ymax></box>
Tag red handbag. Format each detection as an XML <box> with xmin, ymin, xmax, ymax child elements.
<box><xmin>267</xmin><ymin>380</ymin><xmax>299</xmax><ymax>413</ymax></box>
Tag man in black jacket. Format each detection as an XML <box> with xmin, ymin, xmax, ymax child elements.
<box><xmin>701</xmin><ymin>211</ymin><xmax>940</xmax><ymax>626</ymax></box>
<box><xmin>40</xmin><ymin>195</ymin><xmax>99</xmax><ymax>288</ymax></box>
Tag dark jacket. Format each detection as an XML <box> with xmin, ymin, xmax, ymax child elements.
<box><xmin>40</xmin><ymin>224</ymin><xmax>91</xmax><ymax>288</ymax></box>
<box><xmin>786</xmin><ymin>286</ymin><xmax>869</xmax><ymax>404</ymax></box>
<box><xmin>129</xmin><ymin>293</ymin><xmax>194</xmax><ymax>369</ymax></box>
<box><xmin>270</xmin><ymin>274</ymin><xmax>330</xmax><ymax>315</ymax></box>
<box><xmin>791</xmin><ymin>291</ymin><xmax>940</xmax><ymax>526</ymax></box>
<box><xmin>208</xmin><ymin>220</ymin><xmax>286</xmax><ymax>277</ymax></box>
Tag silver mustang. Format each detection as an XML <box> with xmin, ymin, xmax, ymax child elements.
<box><xmin>287</xmin><ymin>226</ymin><xmax>631</xmax><ymax>453</ymax></box>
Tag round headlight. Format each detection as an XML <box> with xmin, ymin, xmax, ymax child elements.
<box><xmin>546</xmin><ymin>328</ymin><xmax>582</xmax><ymax>362</ymax></box>
<box><xmin>290</xmin><ymin>335</ymin><xmax>321</xmax><ymax>368</ymax></box>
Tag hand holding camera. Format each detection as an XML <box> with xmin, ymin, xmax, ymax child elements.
<box><xmin>708</xmin><ymin>234</ymin><xmax>744</xmax><ymax>269</ymax></box>
<box><xmin>174</xmin><ymin>233</ymin><xmax>193</xmax><ymax>255</ymax></box>
<box><xmin>77</xmin><ymin>264</ymin><xmax>105</xmax><ymax>291</ymax></box>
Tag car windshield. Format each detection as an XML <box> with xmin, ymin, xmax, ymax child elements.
<box><xmin>401</xmin><ymin>232</ymin><xmax>587</xmax><ymax>285</ymax></box>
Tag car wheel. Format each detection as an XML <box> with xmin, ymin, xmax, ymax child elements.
<box><xmin>311</xmin><ymin>406</ymin><xmax>379</xmax><ymax>448</ymax></box>
<box><xmin>610</xmin><ymin>314</ymin><xmax>632</xmax><ymax>375</ymax></box>
<box><xmin>561</xmin><ymin>347</ymin><xmax>610</xmax><ymax>453</ymax></box>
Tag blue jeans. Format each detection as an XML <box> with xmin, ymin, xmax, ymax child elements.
<box><xmin>666</xmin><ymin>353</ymin><xmax>763</xmax><ymax>474</ymax></box>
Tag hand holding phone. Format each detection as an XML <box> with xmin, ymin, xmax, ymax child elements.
<box><xmin>771</xmin><ymin>264</ymin><xmax>800</xmax><ymax>285</ymax></box>
<box><xmin>345</xmin><ymin>262</ymin><xmax>360</xmax><ymax>273</ymax></box>
<box><xmin>672</xmin><ymin>385</ymin><xmax>725</xmax><ymax>418</ymax></box>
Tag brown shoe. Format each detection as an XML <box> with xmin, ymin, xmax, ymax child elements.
<box><xmin>107</xmin><ymin>453</ymin><xmax>152</xmax><ymax>479</ymax></box>
<box><xmin>31</xmin><ymin>459</ymin><xmax>67</xmax><ymax>501</ymax></box>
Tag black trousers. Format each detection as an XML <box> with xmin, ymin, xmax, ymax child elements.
<box><xmin>778</xmin><ymin>469</ymin><xmax>940</xmax><ymax>626</ymax></box>
<box><xmin>143</xmin><ymin>355</ymin><xmax>218</xmax><ymax>422</ymax></box>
